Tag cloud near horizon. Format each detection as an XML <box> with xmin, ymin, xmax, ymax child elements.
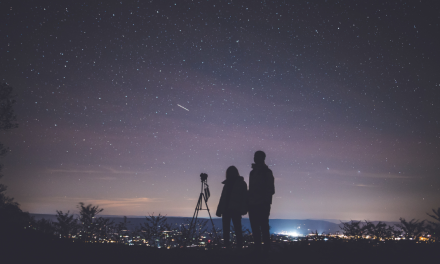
<box><xmin>47</xmin><ymin>166</ymin><xmax>150</xmax><ymax>175</ymax></box>
<box><xmin>19</xmin><ymin>196</ymin><xmax>162</xmax><ymax>215</ymax></box>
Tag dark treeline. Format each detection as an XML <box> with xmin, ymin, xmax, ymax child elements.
<box><xmin>1</xmin><ymin>198</ymin><xmax>440</xmax><ymax>264</ymax></box>
<box><xmin>1</xmin><ymin>198</ymin><xmax>439</xmax><ymax>248</ymax></box>
<box><xmin>3</xmin><ymin>202</ymin><xmax>221</xmax><ymax>248</ymax></box>
<box><xmin>339</xmin><ymin>213</ymin><xmax>440</xmax><ymax>242</ymax></box>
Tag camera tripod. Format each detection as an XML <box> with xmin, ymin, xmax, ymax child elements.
<box><xmin>189</xmin><ymin>173</ymin><xmax>219</xmax><ymax>244</ymax></box>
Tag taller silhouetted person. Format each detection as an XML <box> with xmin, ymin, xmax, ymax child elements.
<box><xmin>248</xmin><ymin>150</ymin><xmax>275</xmax><ymax>251</ymax></box>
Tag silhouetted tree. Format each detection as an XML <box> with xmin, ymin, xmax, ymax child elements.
<box><xmin>0</xmin><ymin>183</ymin><xmax>23</xmax><ymax>227</ymax></box>
<box><xmin>0</xmin><ymin>84</ymin><xmax>28</xmax><ymax>235</ymax></box>
<box><xmin>340</xmin><ymin>220</ymin><xmax>364</xmax><ymax>239</ymax></box>
<box><xmin>140</xmin><ymin>213</ymin><xmax>170</xmax><ymax>248</ymax></box>
<box><xmin>0</xmin><ymin>198</ymin><xmax>30</xmax><ymax>234</ymax></box>
<box><xmin>397</xmin><ymin>218</ymin><xmax>425</xmax><ymax>241</ymax></box>
<box><xmin>0</xmin><ymin>84</ymin><xmax>33</xmax><ymax>241</ymax></box>
<box><xmin>112</xmin><ymin>216</ymin><xmax>130</xmax><ymax>243</ymax></box>
<box><xmin>385</xmin><ymin>224</ymin><xmax>398</xmax><ymax>240</ymax></box>
<box><xmin>77</xmin><ymin>202</ymin><xmax>105</xmax><ymax>242</ymax></box>
<box><xmin>426</xmin><ymin>207</ymin><xmax>440</xmax><ymax>242</ymax></box>
<box><xmin>172</xmin><ymin>219</ymin><xmax>212</xmax><ymax>248</ymax></box>
<box><xmin>0</xmin><ymin>83</ymin><xmax>18</xmax><ymax>130</ymax></box>
<box><xmin>191</xmin><ymin>219</ymin><xmax>208</xmax><ymax>244</ymax></box>
<box><xmin>175</xmin><ymin>219</ymin><xmax>193</xmax><ymax>247</ymax></box>
<box><xmin>32</xmin><ymin>217</ymin><xmax>56</xmax><ymax>236</ymax></box>
<box><xmin>94</xmin><ymin>216</ymin><xmax>114</xmax><ymax>242</ymax></box>
<box><xmin>0</xmin><ymin>83</ymin><xmax>17</xmax><ymax>195</ymax></box>
<box><xmin>363</xmin><ymin>221</ymin><xmax>395</xmax><ymax>241</ymax></box>
<box><xmin>130</xmin><ymin>226</ymin><xmax>143</xmax><ymax>245</ymax></box>
<box><xmin>0</xmin><ymin>83</ymin><xmax>18</xmax><ymax>178</ymax></box>
<box><xmin>54</xmin><ymin>210</ymin><xmax>78</xmax><ymax>239</ymax></box>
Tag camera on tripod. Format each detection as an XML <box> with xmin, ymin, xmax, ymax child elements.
<box><xmin>200</xmin><ymin>173</ymin><xmax>208</xmax><ymax>182</ymax></box>
<box><xmin>189</xmin><ymin>172</ymin><xmax>218</xmax><ymax>243</ymax></box>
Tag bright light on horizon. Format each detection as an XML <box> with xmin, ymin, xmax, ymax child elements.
<box><xmin>278</xmin><ymin>231</ymin><xmax>301</xmax><ymax>237</ymax></box>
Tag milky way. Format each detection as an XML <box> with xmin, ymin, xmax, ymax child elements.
<box><xmin>1</xmin><ymin>1</ymin><xmax>439</xmax><ymax>221</ymax></box>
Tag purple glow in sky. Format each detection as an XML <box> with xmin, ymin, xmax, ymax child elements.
<box><xmin>1</xmin><ymin>1</ymin><xmax>439</xmax><ymax>221</ymax></box>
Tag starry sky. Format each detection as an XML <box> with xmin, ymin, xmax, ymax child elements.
<box><xmin>1</xmin><ymin>0</ymin><xmax>439</xmax><ymax>222</ymax></box>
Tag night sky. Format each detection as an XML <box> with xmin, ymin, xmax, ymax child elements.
<box><xmin>1</xmin><ymin>1</ymin><xmax>439</xmax><ymax>222</ymax></box>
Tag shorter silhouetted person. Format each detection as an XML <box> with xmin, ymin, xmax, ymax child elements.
<box><xmin>216</xmin><ymin>166</ymin><xmax>248</xmax><ymax>249</ymax></box>
<box><xmin>248</xmin><ymin>150</ymin><xmax>275</xmax><ymax>251</ymax></box>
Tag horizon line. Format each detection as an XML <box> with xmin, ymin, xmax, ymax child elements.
<box><xmin>29</xmin><ymin>213</ymin><xmax>400</xmax><ymax>223</ymax></box>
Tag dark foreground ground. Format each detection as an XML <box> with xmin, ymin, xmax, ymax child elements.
<box><xmin>2</xmin><ymin>234</ymin><xmax>438</xmax><ymax>264</ymax></box>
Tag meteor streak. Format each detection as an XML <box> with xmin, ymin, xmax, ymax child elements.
<box><xmin>177</xmin><ymin>104</ymin><xmax>189</xmax><ymax>111</ymax></box>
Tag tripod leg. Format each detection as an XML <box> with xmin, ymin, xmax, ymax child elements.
<box><xmin>190</xmin><ymin>193</ymin><xmax>204</xmax><ymax>227</ymax></box>
<box><xmin>203</xmin><ymin>193</ymin><xmax>220</xmax><ymax>244</ymax></box>
<box><xmin>189</xmin><ymin>193</ymin><xmax>204</xmax><ymax>243</ymax></box>
<box><xmin>189</xmin><ymin>194</ymin><xmax>200</xmax><ymax>227</ymax></box>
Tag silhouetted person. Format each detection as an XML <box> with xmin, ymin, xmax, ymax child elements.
<box><xmin>216</xmin><ymin>166</ymin><xmax>248</xmax><ymax>249</ymax></box>
<box><xmin>248</xmin><ymin>150</ymin><xmax>275</xmax><ymax>251</ymax></box>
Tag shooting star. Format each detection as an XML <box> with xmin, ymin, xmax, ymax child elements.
<box><xmin>177</xmin><ymin>104</ymin><xmax>189</xmax><ymax>111</ymax></box>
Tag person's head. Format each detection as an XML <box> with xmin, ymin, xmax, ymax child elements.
<box><xmin>254</xmin><ymin>150</ymin><xmax>266</xmax><ymax>164</ymax></box>
<box><xmin>226</xmin><ymin>166</ymin><xmax>240</xmax><ymax>180</ymax></box>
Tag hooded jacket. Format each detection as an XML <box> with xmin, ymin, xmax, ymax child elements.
<box><xmin>248</xmin><ymin>163</ymin><xmax>275</xmax><ymax>206</ymax></box>
<box><xmin>216</xmin><ymin>176</ymin><xmax>248</xmax><ymax>216</ymax></box>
